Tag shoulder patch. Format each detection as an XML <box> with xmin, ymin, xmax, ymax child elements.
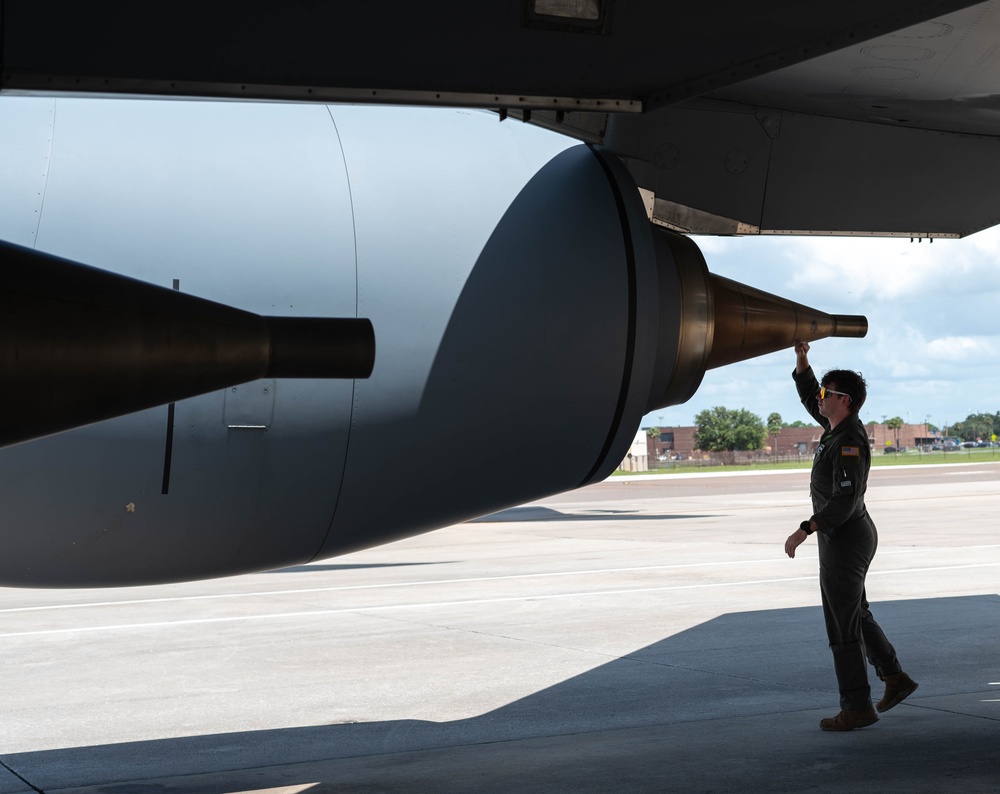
<box><xmin>841</xmin><ymin>446</ymin><xmax>860</xmax><ymax>457</ymax></box>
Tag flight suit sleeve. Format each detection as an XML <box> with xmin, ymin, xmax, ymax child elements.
<box><xmin>792</xmin><ymin>366</ymin><xmax>829</xmax><ymax>430</ymax></box>
<box><xmin>810</xmin><ymin>434</ymin><xmax>868</xmax><ymax>534</ymax></box>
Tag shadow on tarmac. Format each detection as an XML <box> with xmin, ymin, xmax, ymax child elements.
<box><xmin>267</xmin><ymin>562</ymin><xmax>450</xmax><ymax>574</ymax></box>
<box><xmin>470</xmin><ymin>505</ymin><xmax>717</xmax><ymax>522</ymax></box>
<box><xmin>5</xmin><ymin>595</ymin><xmax>999</xmax><ymax>793</ymax></box>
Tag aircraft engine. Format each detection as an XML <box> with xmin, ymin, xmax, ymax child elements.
<box><xmin>0</xmin><ymin>99</ymin><xmax>863</xmax><ymax>586</ymax></box>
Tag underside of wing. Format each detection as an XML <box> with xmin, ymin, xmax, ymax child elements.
<box><xmin>4</xmin><ymin>1</ymin><xmax>999</xmax><ymax>236</ymax></box>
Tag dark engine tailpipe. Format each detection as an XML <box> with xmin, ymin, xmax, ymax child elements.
<box><xmin>647</xmin><ymin>229</ymin><xmax>867</xmax><ymax>412</ymax></box>
<box><xmin>0</xmin><ymin>241</ymin><xmax>375</xmax><ymax>448</ymax></box>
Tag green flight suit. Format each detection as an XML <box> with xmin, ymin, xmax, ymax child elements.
<box><xmin>794</xmin><ymin>366</ymin><xmax>902</xmax><ymax>711</ymax></box>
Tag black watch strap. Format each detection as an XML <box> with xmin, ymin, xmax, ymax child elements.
<box><xmin>800</xmin><ymin>520</ymin><xmax>814</xmax><ymax>535</ymax></box>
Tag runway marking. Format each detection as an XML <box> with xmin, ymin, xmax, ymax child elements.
<box><xmin>0</xmin><ymin>577</ymin><xmax>821</xmax><ymax>638</ymax></box>
<box><xmin>0</xmin><ymin>559</ymin><xmax>796</xmax><ymax>613</ymax></box>
<box><xmin>2</xmin><ymin>547</ymin><xmax>998</xmax><ymax>614</ymax></box>
<box><xmin>2</xmin><ymin>561</ymin><xmax>999</xmax><ymax>639</ymax></box>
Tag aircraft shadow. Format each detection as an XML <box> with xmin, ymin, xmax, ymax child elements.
<box><xmin>6</xmin><ymin>594</ymin><xmax>999</xmax><ymax>793</ymax></box>
<box><xmin>469</xmin><ymin>506</ymin><xmax>715</xmax><ymax>522</ymax></box>
<box><xmin>266</xmin><ymin>562</ymin><xmax>448</xmax><ymax>574</ymax></box>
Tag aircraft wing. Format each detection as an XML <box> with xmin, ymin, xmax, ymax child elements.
<box><xmin>0</xmin><ymin>1</ymin><xmax>984</xmax><ymax>115</ymax></box>
<box><xmin>3</xmin><ymin>0</ymin><xmax>999</xmax><ymax>237</ymax></box>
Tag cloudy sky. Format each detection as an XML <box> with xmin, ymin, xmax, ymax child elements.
<box><xmin>641</xmin><ymin>228</ymin><xmax>1000</xmax><ymax>433</ymax></box>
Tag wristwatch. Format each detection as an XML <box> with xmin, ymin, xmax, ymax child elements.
<box><xmin>799</xmin><ymin>520</ymin><xmax>814</xmax><ymax>535</ymax></box>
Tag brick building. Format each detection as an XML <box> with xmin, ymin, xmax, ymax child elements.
<box><xmin>646</xmin><ymin>422</ymin><xmax>937</xmax><ymax>461</ymax></box>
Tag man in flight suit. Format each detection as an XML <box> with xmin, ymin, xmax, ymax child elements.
<box><xmin>784</xmin><ymin>340</ymin><xmax>918</xmax><ymax>731</ymax></box>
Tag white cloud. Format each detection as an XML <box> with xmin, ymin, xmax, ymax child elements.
<box><xmin>968</xmin><ymin>225</ymin><xmax>1000</xmax><ymax>257</ymax></box>
<box><xmin>691</xmin><ymin>235</ymin><xmax>736</xmax><ymax>256</ymax></box>
<box><xmin>781</xmin><ymin>236</ymin><xmax>965</xmax><ymax>302</ymax></box>
<box><xmin>925</xmin><ymin>335</ymin><xmax>998</xmax><ymax>361</ymax></box>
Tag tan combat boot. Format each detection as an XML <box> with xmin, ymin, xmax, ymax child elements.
<box><xmin>819</xmin><ymin>706</ymin><xmax>879</xmax><ymax>731</ymax></box>
<box><xmin>876</xmin><ymin>672</ymin><xmax>919</xmax><ymax>712</ymax></box>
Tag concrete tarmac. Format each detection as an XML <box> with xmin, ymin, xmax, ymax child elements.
<box><xmin>2</xmin><ymin>463</ymin><xmax>999</xmax><ymax>793</ymax></box>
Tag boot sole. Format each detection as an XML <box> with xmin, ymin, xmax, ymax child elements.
<box><xmin>820</xmin><ymin>713</ymin><xmax>879</xmax><ymax>731</ymax></box>
<box><xmin>877</xmin><ymin>682</ymin><xmax>919</xmax><ymax>713</ymax></box>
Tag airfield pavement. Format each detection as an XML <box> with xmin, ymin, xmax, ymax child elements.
<box><xmin>1</xmin><ymin>462</ymin><xmax>999</xmax><ymax>793</ymax></box>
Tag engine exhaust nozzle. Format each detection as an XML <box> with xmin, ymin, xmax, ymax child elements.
<box><xmin>0</xmin><ymin>241</ymin><xmax>375</xmax><ymax>448</ymax></box>
<box><xmin>706</xmin><ymin>274</ymin><xmax>867</xmax><ymax>370</ymax></box>
<box><xmin>647</xmin><ymin>229</ymin><xmax>868</xmax><ymax>411</ymax></box>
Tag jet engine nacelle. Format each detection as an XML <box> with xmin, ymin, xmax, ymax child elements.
<box><xmin>0</xmin><ymin>99</ymin><xmax>862</xmax><ymax>586</ymax></box>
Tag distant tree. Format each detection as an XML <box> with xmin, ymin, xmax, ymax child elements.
<box><xmin>974</xmin><ymin>413</ymin><xmax>994</xmax><ymax>441</ymax></box>
<box><xmin>787</xmin><ymin>420</ymin><xmax>809</xmax><ymax>428</ymax></box>
<box><xmin>952</xmin><ymin>413</ymin><xmax>993</xmax><ymax>442</ymax></box>
<box><xmin>766</xmin><ymin>412</ymin><xmax>783</xmax><ymax>454</ymax></box>
<box><xmin>886</xmin><ymin>416</ymin><xmax>903</xmax><ymax>449</ymax></box>
<box><xmin>694</xmin><ymin>407</ymin><xmax>767</xmax><ymax>452</ymax></box>
<box><xmin>646</xmin><ymin>426</ymin><xmax>661</xmax><ymax>438</ymax></box>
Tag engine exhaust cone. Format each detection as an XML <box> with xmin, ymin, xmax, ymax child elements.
<box><xmin>706</xmin><ymin>274</ymin><xmax>867</xmax><ymax>370</ymax></box>
<box><xmin>647</xmin><ymin>229</ymin><xmax>867</xmax><ymax>411</ymax></box>
<box><xmin>0</xmin><ymin>241</ymin><xmax>375</xmax><ymax>448</ymax></box>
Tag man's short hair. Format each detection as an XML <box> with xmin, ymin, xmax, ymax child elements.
<box><xmin>822</xmin><ymin>369</ymin><xmax>867</xmax><ymax>414</ymax></box>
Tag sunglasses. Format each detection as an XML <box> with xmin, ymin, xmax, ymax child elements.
<box><xmin>819</xmin><ymin>386</ymin><xmax>850</xmax><ymax>401</ymax></box>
